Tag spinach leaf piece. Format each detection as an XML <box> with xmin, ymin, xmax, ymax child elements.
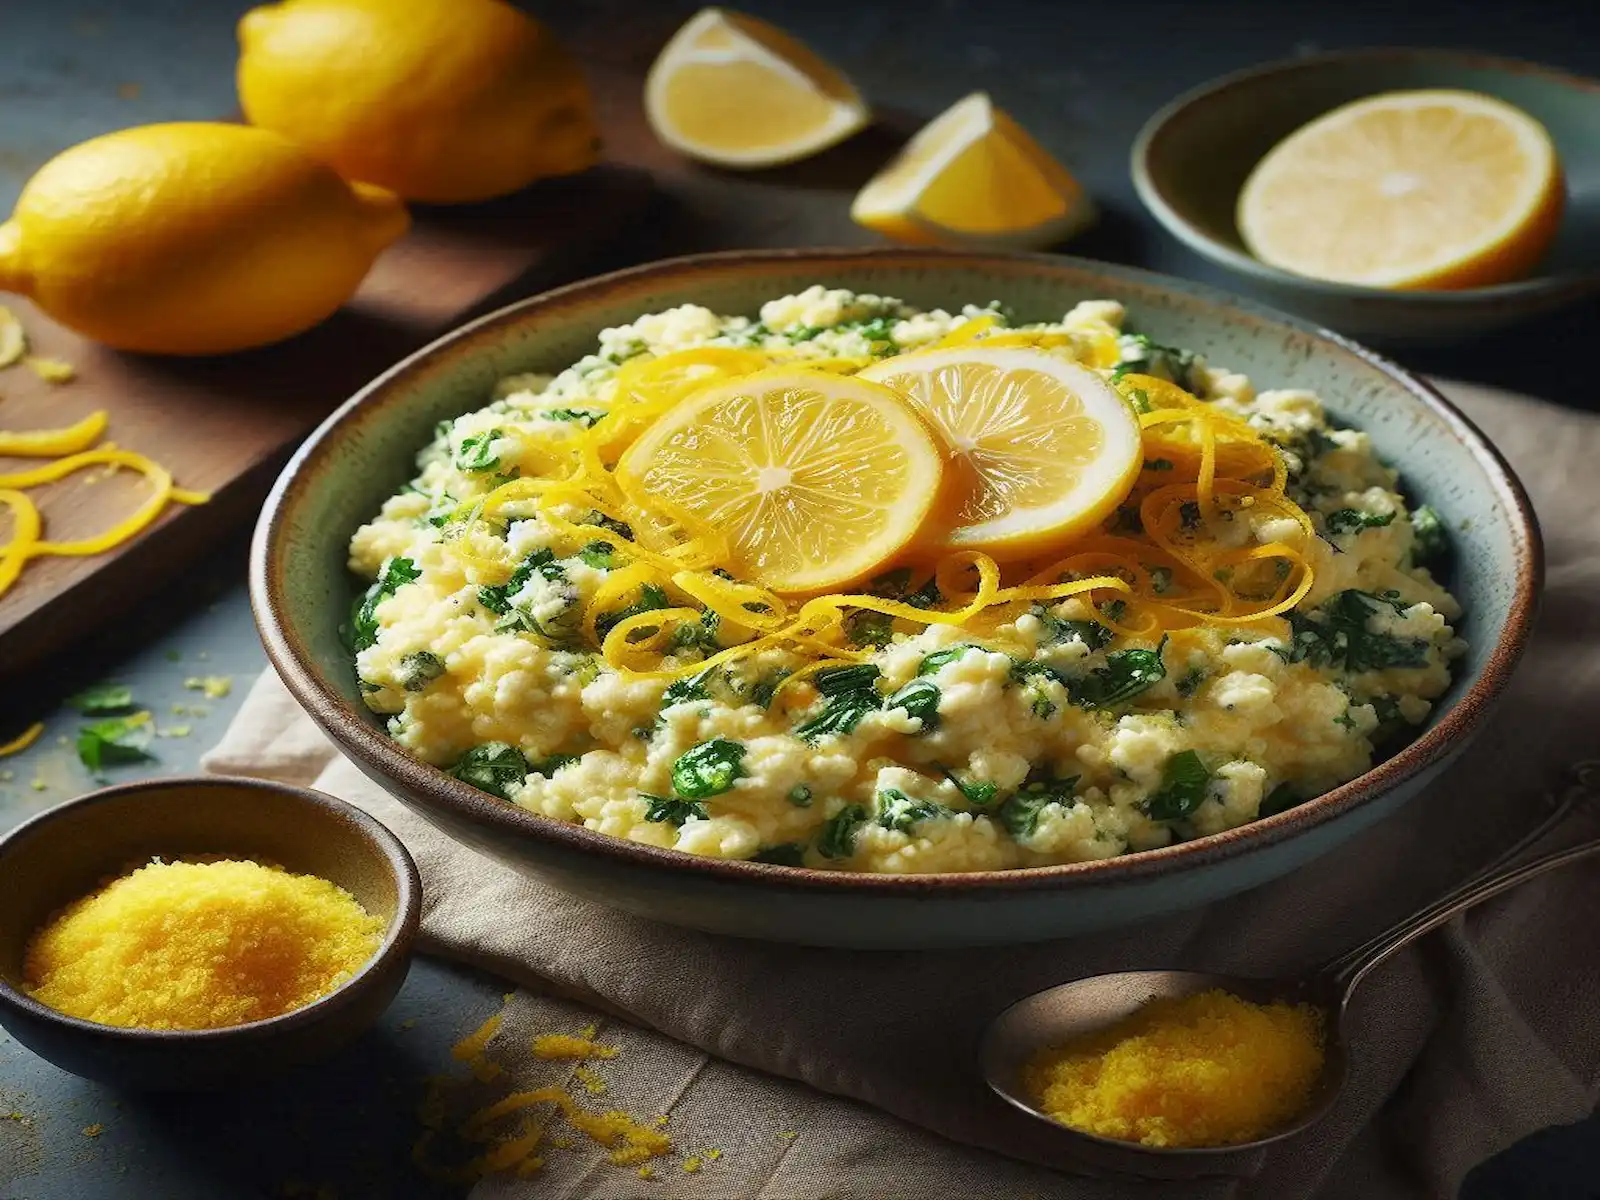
<box><xmin>1030</xmin><ymin>603</ymin><xmax>1113</xmax><ymax>651</ymax></box>
<box><xmin>350</xmin><ymin>557</ymin><xmax>421</xmax><ymax>651</ymax></box>
<box><xmin>753</xmin><ymin>843</ymin><xmax>807</xmax><ymax>867</ymax></box>
<box><xmin>940</xmin><ymin>766</ymin><xmax>998</xmax><ymax>807</ymax></box>
<box><xmin>884</xmin><ymin>679</ymin><xmax>940</xmax><ymax>731</ymax></box>
<box><xmin>845</xmin><ymin>609</ymin><xmax>896</xmax><ymax>649</ymax></box>
<box><xmin>794</xmin><ymin>665</ymin><xmax>883</xmax><ymax>742</ymax></box>
<box><xmin>642</xmin><ymin>793</ymin><xmax>708</xmax><ymax>826</ymax></box>
<box><xmin>450</xmin><ymin>742</ymin><xmax>528</xmax><ymax>801</ymax></box>
<box><xmin>1145</xmin><ymin>750</ymin><xmax>1210</xmax><ymax>821</ymax></box>
<box><xmin>578</xmin><ymin>540</ymin><xmax>617</xmax><ymax>570</ymax></box>
<box><xmin>999</xmin><ymin>774</ymin><xmax>1080</xmax><ymax>840</ymax></box>
<box><xmin>817</xmin><ymin>804</ymin><xmax>869</xmax><ymax>859</ymax></box>
<box><xmin>1068</xmin><ymin>638</ymin><xmax>1168</xmax><ymax>708</ymax></box>
<box><xmin>68</xmin><ymin>682</ymin><xmax>134</xmax><ymax>715</ymax></box>
<box><xmin>396</xmin><ymin>651</ymin><xmax>445</xmax><ymax>692</ymax></box>
<box><xmin>1325</xmin><ymin>508</ymin><xmax>1395</xmax><ymax>536</ymax></box>
<box><xmin>527</xmin><ymin>754</ymin><xmax>578</xmax><ymax>778</ymax></box>
<box><xmin>917</xmin><ymin>645</ymin><xmax>978</xmax><ymax>676</ymax></box>
<box><xmin>1259</xmin><ymin>782</ymin><xmax>1302</xmax><ymax>818</ymax></box>
<box><xmin>874</xmin><ymin>787</ymin><xmax>950</xmax><ymax>833</ymax></box>
<box><xmin>1279</xmin><ymin>590</ymin><xmax>1430</xmax><ymax>673</ymax></box>
<box><xmin>1410</xmin><ymin>505</ymin><xmax>1449</xmax><ymax>566</ymax></box>
<box><xmin>671</xmin><ymin>738</ymin><xmax>745</xmax><ymax>799</ymax></box>
<box><xmin>76</xmin><ymin>713</ymin><xmax>155</xmax><ymax>773</ymax></box>
<box><xmin>747</xmin><ymin>668</ymin><xmax>792</xmax><ymax>709</ymax></box>
<box><xmin>476</xmin><ymin>549</ymin><xmax>563</xmax><ymax>616</ymax></box>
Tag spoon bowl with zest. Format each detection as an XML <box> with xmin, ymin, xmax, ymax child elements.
<box><xmin>980</xmin><ymin>786</ymin><xmax>1600</xmax><ymax>1177</ymax></box>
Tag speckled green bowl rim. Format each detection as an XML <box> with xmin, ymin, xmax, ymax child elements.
<box><xmin>252</xmin><ymin>247</ymin><xmax>1542</xmax><ymax>898</ymax></box>
<box><xmin>1131</xmin><ymin>47</ymin><xmax>1600</xmax><ymax>303</ymax></box>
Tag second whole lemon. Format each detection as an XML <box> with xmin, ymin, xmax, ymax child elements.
<box><xmin>0</xmin><ymin>122</ymin><xmax>409</xmax><ymax>355</ymax></box>
<box><xmin>237</xmin><ymin>0</ymin><xmax>600</xmax><ymax>204</ymax></box>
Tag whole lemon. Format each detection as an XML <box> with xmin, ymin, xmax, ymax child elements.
<box><xmin>0</xmin><ymin>123</ymin><xmax>409</xmax><ymax>355</ymax></box>
<box><xmin>237</xmin><ymin>0</ymin><xmax>600</xmax><ymax>204</ymax></box>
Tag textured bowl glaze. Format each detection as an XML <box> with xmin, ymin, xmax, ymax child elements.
<box><xmin>1132</xmin><ymin>48</ymin><xmax>1600</xmax><ymax>345</ymax></box>
<box><xmin>252</xmin><ymin>248</ymin><xmax>1540</xmax><ymax>948</ymax></box>
<box><xmin>0</xmin><ymin>777</ymin><xmax>420</xmax><ymax>1089</ymax></box>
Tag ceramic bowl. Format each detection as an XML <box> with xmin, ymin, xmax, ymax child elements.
<box><xmin>1132</xmin><ymin>48</ymin><xmax>1600</xmax><ymax>345</ymax></box>
<box><xmin>0</xmin><ymin>776</ymin><xmax>420</xmax><ymax>1089</ymax></box>
<box><xmin>252</xmin><ymin>247</ymin><xmax>1540</xmax><ymax>949</ymax></box>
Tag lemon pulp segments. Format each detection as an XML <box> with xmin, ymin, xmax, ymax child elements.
<box><xmin>1237</xmin><ymin>88</ymin><xmax>1563</xmax><ymax>289</ymax></box>
<box><xmin>645</xmin><ymin>7</ymin><xmax>868</xmax><ymax>168</ymax></box>
<box><xmin>617</xmin><ymin>369</ymin><xmax>943</xmax><ymax>592</ymax></box>
<box><xmin>860</xmin><ymin>347</ymin><xmax>1141</xmax><ymax>557</ymax></box>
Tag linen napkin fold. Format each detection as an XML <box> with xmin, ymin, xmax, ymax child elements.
<box><xmin>205</xmin><ymin>381</ymin><xmax>1600</xmax><ymax>1200</ymax></box>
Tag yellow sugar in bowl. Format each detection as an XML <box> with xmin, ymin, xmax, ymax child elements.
<box><xmin>0</xmin><ymin>777</ymin><xmax>420</xmax><ymax>1090</ymax></box>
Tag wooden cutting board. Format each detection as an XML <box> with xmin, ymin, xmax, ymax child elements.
<box><xmin>0</xmin><ymin>164</ymin><xmax>652</xmax><ymax>676</ymax></box>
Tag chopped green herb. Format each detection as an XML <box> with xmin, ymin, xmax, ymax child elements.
<box><xmin>1179</xmin><ymin>501</ymin><xmax>1203</xmax><ymax>532</ymax></box>
<box><xmin>76</xmin><ymin>713</ymin><xmax>154</xmax><ymax>773</ymax></box>
<box><xmin>884</xmin><ymin>679</ymin><xmax>940</xmax><ymax>731</ymax></box>
<box><xmin>670</xmin><ymin>609</ymin><xmax>722</xmax><ymax>655</ymax></box>
<box><xmin>1325</xmin><ymin>508</ymin><xmax>1395</xmax><ymax>536</ymax></box>
<box><xmin>1410</xmin><ymin>504</ymin><xmax>1449</xmax><ymax>566</ymax></box>
<box><xmin>671</xmin><ymin>738</ymin><xmax>745</xmax><ymax>799</ymax></box>
<box><xmin>1111</xmin><ymin>333</ymin><xmax>1202</xmax><ymax>391</ymax></box>
<box><xmin>660</xmin><ymin>666</ymin><xmax>715</xmax><ymax>711</ymax></box>
<box><xmin>594</xmin><ymin>583</ymin><xmax>671</xmax><ymax>641</ymax></box>
<box><xmin>787</xmin><ymin>783</ymin><xmax>813</xmax><ymax>807</ymax></box>
<box><xmin>350</xmin><ymin>557</ymin><xmax>421</xmax><ymax>651</ymax></box>
<box><xmin>1175</xmin><ymin>665</ymin><xmax>1208</xmax><ymax>698</ymax></box>
<box><xmin>528</xmin><ymin>754</ymin><xmax>578</xmax><ymax>778</ymax></box>
<box><xmin>584</xmin><ymin>510</ymin><xmax>634</xmax><ymax>540</ymax></box>
<box><xmin>476</xmin><ymin>550</ymin><xmax>563</xmax><ymax>616</ymax></box>
<box><xmin>68</xmin><ymin>682</ymin><xmax>133</xmax><ymax>715</ymax></box>
<box><xmin>542</xmin><ymin>408</ymin><xmax>604</xmax><ymax>427</ymax></box>
<box><xmin>578</xmin><ymin>540</ymin><xmax>618</xmax><ymax>570</ymax></box>
<box><xmin>940</xmin><ymin>766</ymin><xmax>998</xmax><ymax>807</ymax></box>
<box><xmin>1031</xmin><ymin>604</ymin><xmax>1114</xmax><ymax>651</ymax></box>
<box><xmin>453</xmin><ymin>430</ymin><xmax>502</xmax><ymax>472</ymax></box>
<box><xmin>396</xmin><ymin>651</ymin><xmax>445</xmax><ymax>692</ymax></box>
<box><xmin>1032</xmin><ymin>694</ymin><xmax>1058</xmax><ymax>719</ymax></box>
<box><xmin>450</xmin><ymin>742</ymin><xmax>528</xmax><ymax>801</ymax></box>
<box><xmin>1148</xmin><ymin>566</ymin><xmax>1174</xmax><ymax>595</ymax></box>
<box><xmin>845</xmin><ymin>609</ymin><xmax>896</xmax><ymax>649</ymax></box>
<box><xmin>875</xmin><ymin>787</ymin><xmax>949</xmax><ymax>832</ymax></box>
<box><xmin>642</xmin><ymin>793</ymin><xmax>708</xmax><ymax>826</ymax></box>
<box><xmin>748</xmin><ymin>668</ymin><xmax>792</xmax><ymax>709</ymax></box>
<box><xmin>1145</xmin><ymin>750</ymin><xmax>1210</xmax><ymax>821</ymax></box>
<box><xmin>1144</xmin><ymin>458</ymin><xmax>1175</xmax><ymax>472</ymax></box>
<box><xmin>817</xmin><ymin>804</ymin><xmax>869</xmax><ymax>859</ymax></box>
<box><xmin>424</xmin><ymin>492</ymin><xmax>458</xmax><ymax>528</ymax></box>
<box><xmin>786</xmin><ymin>324</ymin><xmax>828</xmax><ymax>343</ymax></box>
<box><xmin>794</xmin><ymin>665</ymin><xmax>882</xmax><ymax>742</ymax></box>
<box><xmin>1277</xmin><ymin>590</ymin><xmax>1430</xmax><ymax>673</ymax></box>
<box><xmin>753</xmin><ymin>843</ymin><xmax>807</xmax><ymax>867</ymax></box>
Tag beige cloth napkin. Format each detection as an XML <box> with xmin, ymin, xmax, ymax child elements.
<box><xmin>205</xmin><ymin>381</ymin><xmax>1600</xmax><ymax>1199</ymax></box>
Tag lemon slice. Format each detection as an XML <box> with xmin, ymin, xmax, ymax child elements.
<box><xmin>644</xmin><ymin>8</ymin><xmax>869</xmax><ymax>169</ymax></box>
<box><xmin>859</xmin><ymin>347</ymin><xmax>1140</xmax><ymax>558</ymax></box>
<box><xmin>617</xmin><ymin>368</ymin><xmax>943</xmax><ymax>592</ymax></box>
<box><xmin>1236</xmin><ymin>89</ymin><xmax>1564</xmax><ymax>289</ymax></box>
<box><xmin>851</xmin><ymin>92</ymin><xmax>1096</xmax><ymax>250</ymax></box>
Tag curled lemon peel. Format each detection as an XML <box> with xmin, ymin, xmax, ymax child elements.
<box><xmin>440</xmin><ymin>342</ymin><xmax>1317</xmax><ymax>684</ymax></box>
<box><xmin>0</xmin><ymin>410</ymin><xmax>108</xmax><ymax>457</ymax></box>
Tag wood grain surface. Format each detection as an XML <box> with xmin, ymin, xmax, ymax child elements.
<box><xmin>0</xmin><ymin>164</ymin><xmax>651</xmax><ymax>676</ymax></box>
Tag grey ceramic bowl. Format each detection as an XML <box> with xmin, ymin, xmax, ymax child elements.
<box><xmin>252</xmin><ymin>247</ymin><xmax>1540</xmax><ymax>949</ymax></box>
<box><xmin>0</xmin><ymin>776</ymin><xmax>420</xmax><ymax>1089</ymax></box>
<box><xmin>1132</xmin><ymin>48</ymin><xmax>1600</xmax><ymax>345</ymax></box>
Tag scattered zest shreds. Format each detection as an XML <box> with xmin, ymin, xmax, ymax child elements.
<box><xmin>0</xmin><ymin>722</ymin><xmax>45</xmax><ymax>757</ymax></box>
<box><xmin>0</xmin><ymin>307</ymin><xmax>24</xmax><ymax>367</ymax></box>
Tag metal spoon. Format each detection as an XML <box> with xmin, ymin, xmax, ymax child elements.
<box><xmin>979</xmin><ymin>776</ymin><xmax>1600</xmax><ymax>1179</ymax></box>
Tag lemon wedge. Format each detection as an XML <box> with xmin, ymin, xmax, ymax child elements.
<box><xmin>644</xmin><ymin>7</ymin><xmax>869</xmax><ymax>169</ymax></box>
<box><xmin>851</xmin><ymin>92</ymin><xmax>1096</xmax><ymax>250</ymax></box>
<box><xmin>617</xmin><ymin>368</ymin><xmax>943</xmax><ymax>592</ymax></box>
<box><xmin>859</xmin><ymin>347</ymin><xmax>1140</xmax><ymax>559</ymax></box>
<box><xmin>1237</xmin><ymin>89</ymin><xmax>1564</xmax><ymax>290</ymax></box>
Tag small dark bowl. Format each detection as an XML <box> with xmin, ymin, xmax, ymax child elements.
<box><xmin>1132</xmin><ymin>48</ymin><xmax>1600</xmax><ymax>344</ymax></box>
<box><xmin>0</xmin><ymin>776</ymin><xmax>421</xmax><ymax>1090</ymax></box>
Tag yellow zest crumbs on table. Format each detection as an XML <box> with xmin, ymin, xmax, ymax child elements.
<box><xmin>1023</xmin><ymin>988</ymin><xmax>1324</xmax><ymax>1148</ymax></box>
<box><xmin>184</xmin><ymin>675</ymin><xmax>233</xmax><ymax>699</ymax></box>
<box><xmin>530</xmin><ymin>1032</ymin><xmax>619</xmax><ymax>1060</ymax></box>
<box><xmin>0</xmin><ymin>722</ymin><xmax>44</xmax><ymax>757</ymax></box>
<box><xmin>450</xmin><ymin>1008</ymin><xmax>505</xmax><ymax>1082</ymax></box>
<box><xmin>22</xmin><ymin>859</ymin><xmax>384</xmax><ymax>1029</ymax></box>
<box><xmin>82</xmin><ymin>1123</ymin><xmax>104</xmax><ymax>1138</ymax></box>
<box><xmin>0</xmin><ymin>309</ymin><xmax>208</xmax><ymax>603</ymax></box>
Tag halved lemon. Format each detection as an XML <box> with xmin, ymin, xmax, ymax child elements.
<box><xmin>859</xmin><ymin>347</ymin><xmax>1141</xmax><ymax>559</ymax></box>
<box><xmin>617</xmin><ymin>368</ymin><xmax>944</xmax><ymax>592</ymax></box>
<box><xmin>1236</xmin><ymin>89</ymin><xmax>1564</xmax><ymax>290</ymax></box>
<box><xmin>851</xmin><ymin>92</ymin><xmax>1096</xmax><ymax>250</ymax></box>
<box><xmin>644</xmin><ymin>7</ymin><xmax>869</xmax><ymax>169</ymax></box>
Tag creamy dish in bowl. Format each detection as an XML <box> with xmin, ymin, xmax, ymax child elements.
<box><xmin>346</xmin><ymin>286</ymin><xmax>1463</xmax><ymax>875</ymax></box>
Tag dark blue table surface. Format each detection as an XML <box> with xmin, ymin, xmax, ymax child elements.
<box><xmin>2</xmin><ymin>2</ymin><xmax>1596</xmax><ymax>1197</ymax></box>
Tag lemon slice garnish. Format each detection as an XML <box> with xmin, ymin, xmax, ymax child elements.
<box><xmin>851</xmin><ymin>92</ymin><xmax>1096</xmax><ymax>250</ymax></box>
<box><xmin>859</xmin><ymin>347</ymin><xmax>1141</xmax><ymax>559</ymax></box>
<box><xmin>1237</xmin><ymin>89</ymin><xmax>1564</xmax><ymax>289</ymax></box>
<box><xmin>644</xmin><ymin>7</ymin><xmax>869</xmax><ymax>169</ymax></box>
<box><xmin>617</xmin><ymin>368</ymin><xmax>944</xmax><ymax>592</ymax></box>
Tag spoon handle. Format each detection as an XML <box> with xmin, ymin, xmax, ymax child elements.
<box><xmin>1325</xmin><ymin>834</ymin><xmax>1600</xmax><ymax>997</ymax></box>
